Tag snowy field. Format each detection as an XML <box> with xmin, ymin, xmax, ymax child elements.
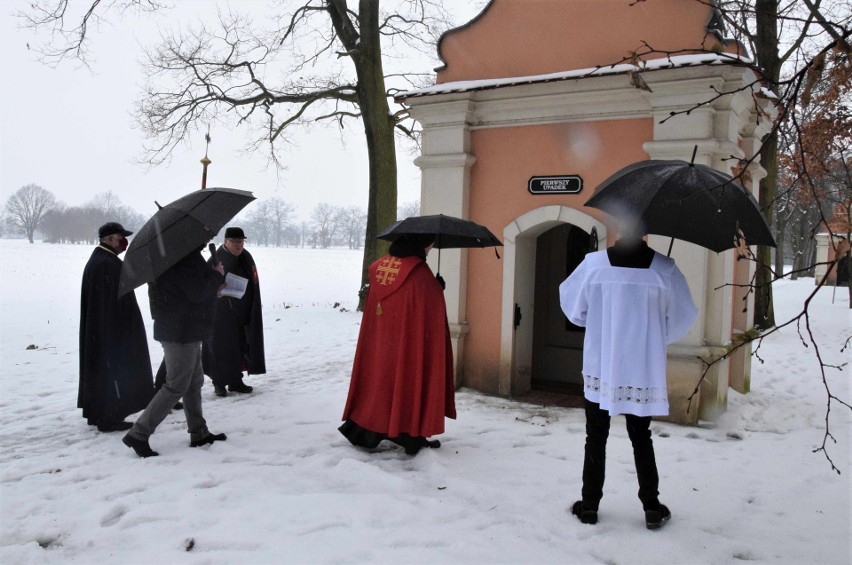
<box><xmin>0</xmin><ymin>238</ymin><xmax>849</xmax><ymax>564</ymax></box>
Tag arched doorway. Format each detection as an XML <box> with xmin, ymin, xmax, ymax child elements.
<box><xmin>530</xmin><ymin>223</ymin><xmax>596</xmax><ymax>395</ymax></box>
<box><xmin>498</xmin><ymin>206</ymin><xmax>606</xmax><ymax>398</ymax></box>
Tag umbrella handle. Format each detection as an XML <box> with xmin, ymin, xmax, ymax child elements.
<box><xmin>667</xmin><ymin>237</ymin><xmax>674</xmax><ymax>257</ymax></box>
<box><xmin>209</xmin><ymin>243</ymin><xmax>219</xmax><ymax>266</ymax></box>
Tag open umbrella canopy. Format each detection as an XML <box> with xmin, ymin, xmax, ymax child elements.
<box><xmin>585</xmin><ymin>159</ymin><xmax>776</xmax><ymax>253</ymax></box>
<box><xmin>377</xmin><ymin>214</ymin><xmax>503</xmax><ymax>249</ymax></box>
<box><xmin>118</xmin><ymin>187</ymin><xmax>255</xmax><ymax>297</ymax></box>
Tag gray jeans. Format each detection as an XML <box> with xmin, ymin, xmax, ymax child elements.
<box><xmin>129</xmin><ymin>341</ymin><xmax>210</xmax><ymax>443</ymax></box>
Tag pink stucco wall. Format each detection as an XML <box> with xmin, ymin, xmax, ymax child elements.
<box><xmin>462</xmin><ymin>120</ymin><xmax>653</xmax><ymax>392</ymax></box>
<box><xmin>437</xmin><ymin>0</ymin><xmax>740</xmax><ymax>84</ymax></box>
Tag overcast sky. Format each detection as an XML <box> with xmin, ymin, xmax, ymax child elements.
<box><xmin>1</xmin><ymin>1</ymin><xmax>482</xmax><ymax>223</ymax></box>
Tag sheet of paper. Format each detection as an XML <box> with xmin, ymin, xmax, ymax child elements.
<box><xmin>220</xmin><ymin>272</ymin><xmax>248</xmax><ymax>299</ymax></box>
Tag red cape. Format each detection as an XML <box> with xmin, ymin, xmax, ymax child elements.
<box><xmin>342</xmin><ymin>254</ymin><xmax>456</xmax><ymax>438</ymax></box>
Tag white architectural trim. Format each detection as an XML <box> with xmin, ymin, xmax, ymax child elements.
<box><xmin>398</xmin><ymin>53</ymin><xmax>753</xmax><ymax>99</ymax></box>
<box><xmin>409</xmin><ymin>65</ymin><xmax>759</xmax><ymax>133</ymax></box>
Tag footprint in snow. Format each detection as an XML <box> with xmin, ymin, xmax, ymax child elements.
<box><xmin>99</xmin><ymin>504</ymin><xmax>128</xmax><ymax>527</ymax></box>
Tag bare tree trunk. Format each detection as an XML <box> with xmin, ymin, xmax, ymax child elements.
<box><xmin>753</xmin><ymin>0</ymin><xmax>780</xmax><ymax>328</ymax></box>
<box><xmin>774</xmin><ymin>210</ymin><xmax>786</xmax><ymax>276</ymax></box>
<box><xmin>328</xmin><ymin>0</ymin><xmax>397</xmax><ymax>310</ymax></box>
<box><xmin>791</xmin><ymin>211</ymin><xmax>812</xmax><ymax>279</ymax></box>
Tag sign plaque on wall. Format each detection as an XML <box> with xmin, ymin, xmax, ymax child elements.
<box><xmin>528</xmin><ymin>175</ymin><xmax>583</xmax><ymax>195</ymax></box>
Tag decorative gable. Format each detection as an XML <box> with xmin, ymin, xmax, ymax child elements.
<box><xmin>436</xmin><ymin>0</ymin><xmax>742</xmax><ymax>83</ymax></box>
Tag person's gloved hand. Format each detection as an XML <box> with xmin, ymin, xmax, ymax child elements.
<box><xmin>436</xmin><ymin>274</ymin><xmax>446</xmax><ymax>290</ymax></box>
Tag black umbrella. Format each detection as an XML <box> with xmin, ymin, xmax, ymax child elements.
<box><xmin>377</xmin><ymin>213</ymin><xmax>503</xmax><ymax>274</ymax></box>
<box><xmin>118</xmin><ymin>187</ymin><xmax>255</xmax><ymax>297</ymax></box>
<box><xmin>585</xmin><ymin>157</ymin><xmax>776</xmax><ymax>254</ymax></box>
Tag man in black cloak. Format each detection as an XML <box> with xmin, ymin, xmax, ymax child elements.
<box><xmin>203</xmin><ymin>227</ymin><xmax>266</xmax><ymax>396</ymax></box>
<box><xmin>78</xmin><ymin>222</ymin><xmax>154</xmax><ymax>432</ymax></box>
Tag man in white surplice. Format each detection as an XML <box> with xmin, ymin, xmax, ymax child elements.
<box><xmin>559</xmin><ymin>229</ymin><xmax>696</xmax><ymax>530</ymax></box>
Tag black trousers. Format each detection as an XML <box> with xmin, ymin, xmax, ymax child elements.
<box><xmin>581</xmin><ymin>399</ymin><xmax>660</xmax><ymax>511</ymax></box>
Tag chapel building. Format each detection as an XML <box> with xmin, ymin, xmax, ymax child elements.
<box><xmin>396</xmin><ymin>0</ymin><xmax>775</xmax><ymax>424</ymax></box>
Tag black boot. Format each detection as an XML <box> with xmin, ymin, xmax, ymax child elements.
<box><xmin>228</xmin><ymin>380</ymin><xmax>253</xmax><ymax>394</ymax></box>
<box><xmin>190</xmin><ymin>432</ymin><xmax>227</xmax><ymax>448</ymax></box>
<box><xmin>571</xmin><ymin>501</ymin><xmax>598</xmax><ymax>525</ymax></box>
<box><xmin>389</xmin><ymin>434</ymin><xmax>422</xmax><ymax>455</ymax></box>
<box><xmin>122</xmin><ymin>434</ymin><xmax>159</xmax><ymax>458</ymax></box>
<box><xmin>645</xmin><ymin>504</ymin><xmax>671</xmax><ymax>530</ymax></box>
<box><xmin>419</xmin><ymin>437</ymin><xmax>441</xmax><ymax>449</ymax></box>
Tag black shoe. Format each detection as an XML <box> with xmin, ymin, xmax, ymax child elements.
<box><xmin>214</xmin><ymin>386</ymin><xmax>228</xmax><ymax>397</ymax></box>
<box><xmin>389</xmin><ymin>434</ymin><xmax>422</xmax><ymax>455</ymax></box>
<box><xmin>419</xmin><ymin>437</ymin><xmax>441</xmax><ymax>449</ymax></box>
<box><xmin>173</xmin><ymin>401</ymin><xmax>183</xmax><ymax>410</ymax></box>
<box><xmin>122</xmin><ymin>434</ymin><xmax>159</xmax><ymax>458</ymax></box>
<box><xmin>402</xmin><ymin>444</ymin><xmax>422</xmax><ymax>456</ymax></box>
<box><xmin>97</xmin><ymin>421</ymin><xmax>133</xmax><ymax>432</ymax></box>
<box><xmin>403</xmin><ymin>437</ymin><xmax>441</xmax><ymax>455</ymax></box>
<box><xmin>190</xmin><ymin>432</ymin><xmax>227</xmax><ymax>448</ymax></box>
<box><xmin>645</xmin><ymin>504</ymin><xmax>672</xmax><ymax>530</ymax></box>
<box><xmin>571</xmin><ymin>501</ymin><xmax>598</xmax><ymax>525</ymax></box>
<box><xmin>228</xmin><ymin>382</ymin><xmax>253</xmax><ymax>394</ymax></box>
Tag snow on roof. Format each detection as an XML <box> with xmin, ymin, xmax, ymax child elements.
<box><xmin>759</xmin><ymin>87</ymin><xmax>779</xmax><ymax>100</ymax></box>
<box><xmin>396</xmin><ymin>53</ymin><xmax>754</xmax><ymax>100</ymax></box>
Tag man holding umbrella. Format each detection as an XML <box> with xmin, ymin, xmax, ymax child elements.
<box><xmin>560</xmin><ymin>153</ymin><xmax>772</xmax><ymax>528</ymax></box>
<box><xmin>559</xmin><ymin>219</ymin><xmax>697</xmax><ymax>529</ymax></box>
<box><xmin>122</xmin><ymin>246</ymin><xmax>228</xmax><ymax>457</ymax></box>
<box><xmin>339</xmin><ymin>214</ymin><xmax>500</xmax><ymax>454</ymax></box>
<box><xmin>339</xmin><ymin>233</ymin><xmax>456</xmax><ymax>456</ymax></box>
<box><xmin>118</xmin><ymin>187</ymin><xmax>256</xmax><ymax>458</ymax></box>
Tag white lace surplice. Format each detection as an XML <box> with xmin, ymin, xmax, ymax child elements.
<box><xmin>559</xmin><ymin>250</ymin><xmax>697</xmax><ymax>417</ymax></box>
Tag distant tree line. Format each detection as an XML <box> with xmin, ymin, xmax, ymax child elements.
<box><xmin>44</xmin><ymin>192</ymin><xmax>147</xmax><ymax>244</ymax></box>
<box><xmin>3</xmin><ymin>185</ymin><xmax>146</xmax><ymax>244</ymax></box>
<box><xmin>3</xmin><ymin>182</ymin><xmax>421</xmax><ymax>249</ymax></box>
<box><xmin>237</xmin><ymin>199</ymin><xmax>420</xmax><ymax>249</ymax></box>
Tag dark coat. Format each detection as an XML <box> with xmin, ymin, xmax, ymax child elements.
<box><xmin>203</xmin><ymin>246</ymin><xmax>266</xmax><ymax>386</ymax></box>
<box><xmin>148</xmin><ymin>250</ymin><xmax>223</xmax><ymax>343</ymax></box>
<box><xmin>78</xmin><ymin>245</ymin><xmax>154</xmax><ymax>424</ymax></box>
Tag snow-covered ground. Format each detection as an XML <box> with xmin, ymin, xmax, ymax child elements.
<box><xmin>0</xmin><ymin>239</ymin><xmax>849</xmax><ymax>564</ymax></box>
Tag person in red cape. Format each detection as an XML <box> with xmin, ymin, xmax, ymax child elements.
<box><xmin>339</xmin><ymin>234</ymin><xmax>456</xmax><ymax>455</ymax></box>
